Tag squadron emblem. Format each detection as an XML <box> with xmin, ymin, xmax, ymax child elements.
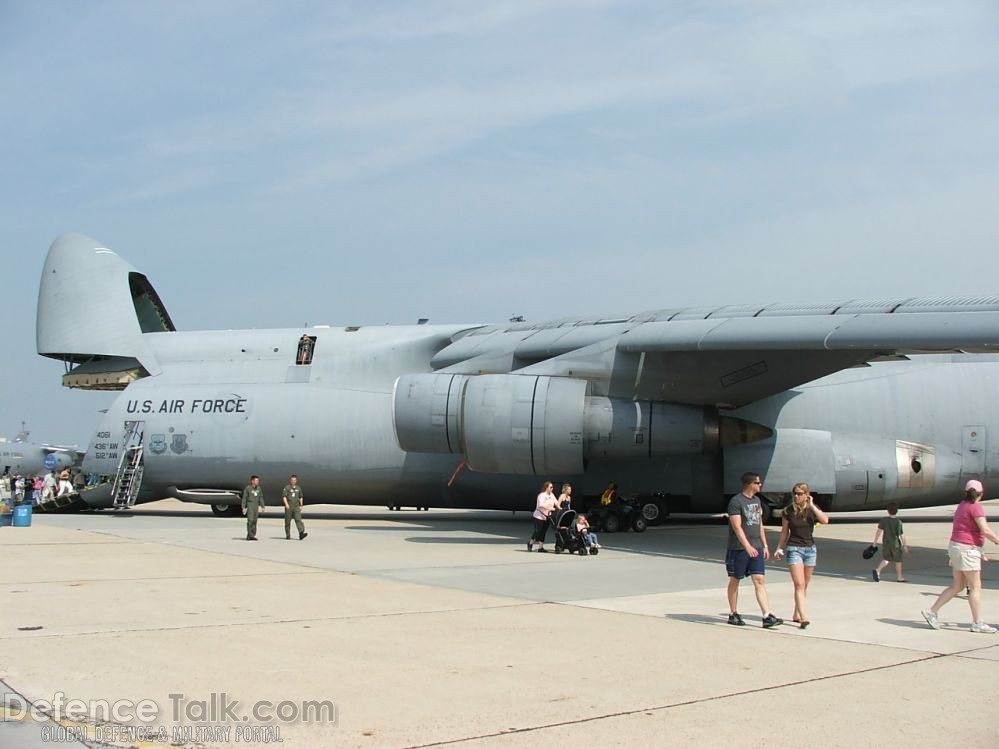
<box><xmin>149</xmin><ymin>434</ymin><xmax>167</xmax><ymax>454</ymax></box>
<box><xmin>170</xmin><ymin>433</ymin><xmax>189</xmax><ymax>454</ymax></box>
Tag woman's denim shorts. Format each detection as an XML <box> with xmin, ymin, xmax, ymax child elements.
<box><xmin>786</xmin><ymin>544</ymin><xmax>817</xmax><ymax>567</ymax></box>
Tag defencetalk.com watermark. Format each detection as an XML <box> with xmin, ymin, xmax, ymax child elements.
<box><xmin>2</xmin><ymin>691</ymin><xmax>336</xmax><ymax>742</ymax></box>
<box><xmin>37</xmin><ymin>723</ymin><xmax>282</xmax><ymax>745</ymax></box>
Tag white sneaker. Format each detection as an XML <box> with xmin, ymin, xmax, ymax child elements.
<box><xmin>970</xmin><ymin>621</ymin><xmax>997</xmax><ymax>634</ymax></box>
<box><xmin>921</xmin><ymin>610</ymin><xmax>940</xmax><ymax>630</ymax></box>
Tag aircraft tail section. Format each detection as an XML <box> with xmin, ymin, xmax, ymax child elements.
<box><xmin>37</xmin><ymin>233</ymin><xmax>173</xmax><ymax>389</ymax></box>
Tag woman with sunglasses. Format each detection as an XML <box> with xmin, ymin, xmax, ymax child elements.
<box><xmin>775</xmin><ymin>483</ymin><xmax>829</xmax><ymax>629</ymax></box>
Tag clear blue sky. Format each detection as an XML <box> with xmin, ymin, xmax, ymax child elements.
<box><xmin>2</xmin><ymin>1</ymin><xmax>999</xmax><ymax>445</ymax></box>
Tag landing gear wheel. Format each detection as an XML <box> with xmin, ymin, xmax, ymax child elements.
<box><xmin>212</xmin><ymin>503</ymin><xmax>240</xmax><ymax>517</ymax></box>
<box><xmin>761</xmin><ymin>501</ymin><xmax>781</xmax><ymax>526</ymax></box>
<box><xmin>639</xmin><ymin>498</ymin><xmax>666</xmax><ymax>526</ymax></box>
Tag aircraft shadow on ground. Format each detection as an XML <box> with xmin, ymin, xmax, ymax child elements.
<box><xmin>335</xmin><ymin>514</ymin><xmax>999</xmax><ymax>592</ymax></box>
<box><xmin>402</xmin><ymin>536</ymin><xmax>525</xmax><ymax>545</ymax></box>
<box><xmin>107</xmin><ymin>506</ymin><xmax>999</xmax><ymax>590</ymax></box>
<box><xmin>394</xmin><ymin>516</ymin><xmax>999</xmax><ymax>592</ymax></box>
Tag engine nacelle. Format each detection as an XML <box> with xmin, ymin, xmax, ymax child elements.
<box><xmin>392</xmin><ymin>373</ymin><xmax>469</xmax><ymax>455</ymax></box>
<box><xmin>393</xmin><ymin>373</ymin><xmax>738</xmax><ymax>475</ymax></box>
<box><xmin>461</xmin><ymin>374</ymin><xmax>587</xmax><ymax>474</ymax></box>
<box><xmin>583</xmin><ymin>397</ymin><xmax>717</xmax><ymax>459</ymax></box>
<box><xmin>394</xmin><ymin>373</ymin><xmax>587</xmax><ymax>474</ymax></box>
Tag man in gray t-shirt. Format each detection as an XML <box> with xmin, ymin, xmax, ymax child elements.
<box><xmin>724</xmin><ymin>472</ymin><xmax>782</xmax><ymax>629</ymax></box>
<box><xmin>727</xmin><ymin>491</ymin><xmax>764</xmax><ymax>550</ymax></box>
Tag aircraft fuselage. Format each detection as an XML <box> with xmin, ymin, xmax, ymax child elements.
<box><xmin>79</xmin><ymin>324</ymin><xmax>995</xmax><ymax>513</ymax></box>
<box><xmin>39</xmin><ymin>233</ymin><xmax>999</xmax><ymax>517</ymax></box>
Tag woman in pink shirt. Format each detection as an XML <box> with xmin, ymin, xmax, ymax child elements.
<box><xmin>527</xmin><ymin>481</ymin><xmax>557</xmax><ymax>553</ymax></box>
<box><xmin>922</xmin><ymin>480</ymin><xmax>999</xmax><ymax>633</ymax></box>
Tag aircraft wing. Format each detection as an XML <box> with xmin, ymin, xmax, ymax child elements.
<box><xmin>39</xmin><ymin>444</ymin><xmax>86</xmax><ymax>468</ymax></box>
<box><xmin>433</xmin><ymin>296</ymin><xmax>999</xmax><ymax>408</ymax></box>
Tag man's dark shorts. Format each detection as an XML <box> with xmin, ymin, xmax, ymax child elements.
<box><xmin>726</xmin><ymin>547</ymin><xmax>766</xmax><ymax>579</ymax></box>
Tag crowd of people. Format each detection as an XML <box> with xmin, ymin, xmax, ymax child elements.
<box><xmin>0</xmin><ymin>467</ymin><xmax>84</xmax><ymax>507</ymax></box>
<box><xmin>726</xmin><ymin>471</ymin><xmax>997</xmax><ymax>633</ymax></box>
<box><xmin>524</xmin><ymin>471</ymin><xmax>999</xmax><ymax>634</ymax></box>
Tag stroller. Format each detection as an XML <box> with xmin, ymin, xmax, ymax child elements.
<box><xmin>551</xmin><ymin>507</ymin><xmax>596</xmax><ymax>555</ymax></box>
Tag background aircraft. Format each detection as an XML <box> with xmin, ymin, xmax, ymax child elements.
<box><xmin>36</xmin><ymin>233</ymin><xmax>999</xmax><ymax>522</ymax></box>
<box><xmin>0</xmin><ymin>431</ymin><xmax>82</xmax><ymax>478</ymax></box>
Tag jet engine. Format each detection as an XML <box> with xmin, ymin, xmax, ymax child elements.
<box><xmin>393</xmin><ymin>373</ymin><xmax>762</xmax><ymax>475</ymax></box>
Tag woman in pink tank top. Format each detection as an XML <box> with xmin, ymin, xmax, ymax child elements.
<box><xmin>922</xmin><ymin>480</ymin><xmax>999</xmax><ymax>633</ymax></box>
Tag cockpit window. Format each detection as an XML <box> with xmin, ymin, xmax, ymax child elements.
<box><xmin>296</xmin><ymin>335</ymin><xmax>316</xmax><ymax>365</ymax></box>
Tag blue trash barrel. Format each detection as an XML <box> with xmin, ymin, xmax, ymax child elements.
<box><xmin>12</xmin><ymin>504</ymin><xmax>32</xmax><ymax>527</ymax></box>
<box><xmin>0</xmin><ymin>512</ymin><xmax>12</xmax><ymax>527</ymax></box>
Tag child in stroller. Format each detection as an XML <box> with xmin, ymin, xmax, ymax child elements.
<box><xmin>552</xmin><ymin>508</ymin><xmax>597</xmax><ymax>555</ymax></box>
<box><xmin>576</xmin><ymin>514</ymin><xmax>600</xmax><ymax>552</ymax></box>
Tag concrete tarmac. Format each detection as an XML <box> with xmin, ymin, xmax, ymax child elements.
<box><xmin>1</xmin><ymin>500</ymin><xmax>997</xmax><ymax>748</ymax></box>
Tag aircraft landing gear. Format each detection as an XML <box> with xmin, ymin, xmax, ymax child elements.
<box><xmin>211</xmin><ymin>503</ymin><xmax>241</xmax><ymax>517</ymax></box>
<box><xmin>759</xmin><ymin>495</ymin><xmax>782</xmax><ymax>526</ymax></box>
<box><xmin>637</xmin><ymin>494</ymin><xmax>668</xmax><ymax>526</ymax></box>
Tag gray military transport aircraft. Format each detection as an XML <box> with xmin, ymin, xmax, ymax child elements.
<box><xmin>35</xmin><ymin>233</ymin><xmax>999</xmax><ymax>523</ymax></box>
<box><xmin>0</xmin><ymin>431</ymin><xmax>82</xmax><ymax>477</ymax></box>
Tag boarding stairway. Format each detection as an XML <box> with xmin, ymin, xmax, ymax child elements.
<box><xmin>111</xmin><ymin>445</ymin><xmax>144</xmax><ymax>509</ymax></box>
<box><xmin>35</xmin><ymin>490</ymin><xmax>86</xmax><ymax>512</ymax></box>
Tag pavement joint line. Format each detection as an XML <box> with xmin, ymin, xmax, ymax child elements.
<box><xmin>0</xmin><ymin>601</ymin><xmax>541</xmax><ymax>641</ymax></box>
<box><xmin>141</xmin><ymin>536</ymin><xmax>593</xmax><ymax>581</ymax></box>
<box><xmin>400</xmin><ymin>652</ymin><xmax>949</xmax><ymax>748</ymax></box>
<box><xmin>0</xmin><ymin>570</ymin><xmax>329</xmax><ymax>587</ymax></box>
<box><xmin>0</xmin><ymin>541</ymin><xmax>133</xmax><ymax>546</ymax></box>
<box><xmin>949</xmin><ymin>643</ymin><xmax>999</xmax><ymax>657</ymax></box>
